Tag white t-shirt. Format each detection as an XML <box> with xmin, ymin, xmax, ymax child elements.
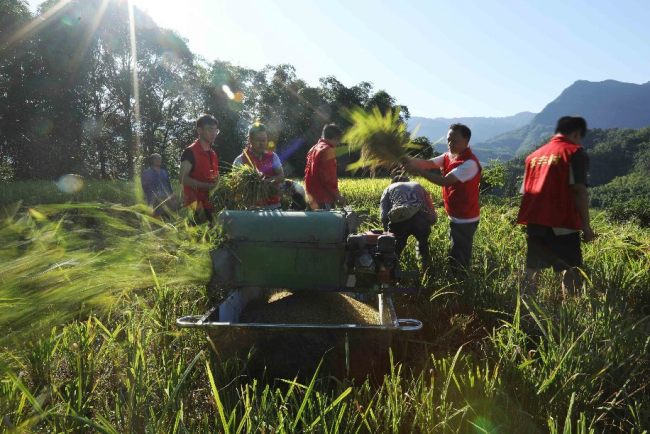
<box><xmin>430</xmin><ymin>154</ymin><xmax>479</xmax><ymax>183</ymax></box>
<box><xmin>429</xmin><ymin>154</ymin><xmax>480</xmax><ymax>223</ymax></box>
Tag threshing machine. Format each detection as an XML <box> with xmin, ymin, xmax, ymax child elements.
<box><xmin>176</xmin><ymin>209</ymin><xmax>422</xmax><ymax>378</ymax></box>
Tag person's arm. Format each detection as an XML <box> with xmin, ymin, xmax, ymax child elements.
<box><xmin>264</xmin><ymin>153</ymin><xmax>285</xmax><ymax>183</ymax></box>
<box><xmin>570</xmin><ymin>184</ymin><xmax>593</xmax><ymax>241</ymax></box>
<box><xmin>418</xmin><ymin>169</ymin><xmax>459</xmax><ymax>186</ymax></box>
<box><xmin>411</xmin><ymin>158</ymin><xmax>480</xmax><ymax>187</ymax></box>
<box><xmin>404</xmin><ymin>155</ymin><xmax>456</xmax><ymax>186</ymax></box>
<box><xmin>569</xmin><ymin>149</ymin><xmax>594</xmax><ymax>241</ymax></box>
<box><xmin>405</xmin><ymin>159</ymin><xmax>459</xmax><ymax>186</ymax></box>
<box><xmin>179</xmin><ymin>160</ymin><xmax>215</xmax><ymax>190</ymax></box>
<box><xmin>319</xmin><ymin>147</ymin><xmax>344</xmax><ymax>205</ymax></box>
<box><xmin>408</xmin><ymin>156</ymin><xmax>443</xmax><ymax>171</ymax></box>
<box><xmin>141</xmin><ymin>169</ymin><xmax>154</xmax><ymax>203</ymax></box>
<box><xmin>163</xmin><ymin>170</ymin><xmax>173</xmax><ymax>195</ymax></box>
<box><xmin>380</xmin><ymin>188</ymin><xmax>391</xmax><ymax>231</ymax></box>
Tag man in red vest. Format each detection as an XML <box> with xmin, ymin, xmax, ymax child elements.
<box><xmin>517</xmin><ymin>116</ymin><xmax>594</xmax><ymax>296</ymax></box>
<box><xmin>304</xmin><ymin>124</ymin><xmax>345</xmax><ymax>210</ymax></box>
<box><xmin>180</xmin><ymin>114</ymin><xmax>220</xmax><ymax>222</ymax></box>
<box><xmin>233</xmin><ymin>122</ymin><xmax>285</xmax><ymax>209</ymax></box>
<box><xmin>405</xmin><ymin>123</ymin><xmax>481</xmax><ymax>273</ymax></box>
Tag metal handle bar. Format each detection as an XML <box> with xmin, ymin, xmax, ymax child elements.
<box><xmin>397</xmin><ymin>318</ymin><xmax>423</xmax><ymax>332</ymax></box>
<box><xmin>177</xmin><ymin>315</ymin><xmax>422</xmax><ymax>332</ymax></box>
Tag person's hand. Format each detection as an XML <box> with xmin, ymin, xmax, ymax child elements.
<box><xmin>401</xmin><ymin>158</ymin><xmax>420</xmax><ymax>175</ymax></box>
<box><xmin>582</xmin><ymin>226</ymin><xmax>596</xmax><ymax>242</ymax></box>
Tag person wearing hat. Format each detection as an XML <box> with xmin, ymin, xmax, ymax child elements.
<box><xmin>380</xmin><ymin>175</ymin><xmax>437</xmax><ymax>273</ymax></box>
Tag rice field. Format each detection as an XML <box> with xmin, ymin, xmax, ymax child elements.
<box><xmin>1</xmin><ymin>179</ymin><xmax>649</xmax><ymax>433</ymax></box>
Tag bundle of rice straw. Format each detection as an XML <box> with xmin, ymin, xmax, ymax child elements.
<box><xmin>210</xmin><ymin>164</ymin><xmax>276</xmax><ymax>210</ymax></box>
<box><xmin>344</xmin><ymin>107</ymin><xmax>420</xmax><ymax>171</ymax></box>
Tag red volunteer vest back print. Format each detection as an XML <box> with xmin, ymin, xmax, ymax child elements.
<box><xmin>517</xmin><ymin>136</ymin><xmax>583</xmax><ymax>229</ymax></box>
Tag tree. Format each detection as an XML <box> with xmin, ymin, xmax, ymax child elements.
<box><xmin>0</xmin><ymin>0</ymin><xmax>413</xmax><ymax>182</ymax></box>
<box><xmin>0</xmin><ymin>0</ymin><xmax>35</xmax><ymax>180</ymax></box>
<box><xmin>409</xmin><ymin>136</ymin><xmax>436</xmax><ymax>160</ymax></box>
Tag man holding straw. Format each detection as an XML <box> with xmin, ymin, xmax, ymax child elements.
<box><xmin>233</xmin><ymin>122</ymin><xmax>285</xmax><ymax>209</ymax></box>
<box><xmin>180</xmin><ymin>114</ymin><xmax>220</xmax><ymax>222</ymax></box>
<box><xmin>304</xmin><ymin>123</ymin><xmax>346</xmax><ymax>210</ymax></box>
<box><xmin>404</xmin><ymin>123</ymin><xmax>481</xmax><ymax>274</ymax></box>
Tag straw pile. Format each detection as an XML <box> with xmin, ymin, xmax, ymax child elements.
<box><xmin>240</xmin><ymin>291</ymin><xmax>380</xmax><ymax>325</ymax></box>
<box><xmin>344</xmin><ymin>107</ymin><xmax>420</xmax><ymax>171</ymax></box>
<box><xmin>210</xmin><ymin>164</ymin><xmax>276</xmax><ymax>210</ymax></box>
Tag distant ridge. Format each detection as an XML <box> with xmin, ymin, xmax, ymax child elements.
<box><xmin>408</xmin><ymin>112</ymin><xmax>536</xmax><ymax>146</ymax></box>
<box><xmin>476</xmin><ymin>80</ymin><xmax>650</xmax><ymax>157</ymax></box>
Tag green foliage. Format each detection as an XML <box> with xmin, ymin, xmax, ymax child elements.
<box><xmin>409</xmin><ymin>136</ymin><xmax>437</xmax><ymax>160</ymax></box>
<box><xmin>1</xmin><ymin>176</ymin><xmax>649</xmax><ymax>431</ymax></box>
<box><xmin>498</xmin><ymin>128</ymin><xmax>650</xmax><ymax>227</ymax></box>
<box><xmin>0</xmin><ymin>180</ymin><xmax>140</xmax><ymax>206</ymax></box>
<box><xmin>1</xmin><ymin>1</ymin><xmax>409</xmax><ymax>182</ymax></box>
<box><xmin>590</xmin><ymin>173</ymin><xmax>650</xmax><ymax>227</ymax></box>
<box><xmin>584</xmin><ymin>127</ymin><xmax>650</xmax><ymax>186</ymax></box>
<box><xmin>480</xmin><ymin>160</ymin><xmax>506</xmax><ymax>194</ymax></box>
<box><xmin>0</xmin><ymin>202</ymin><xmax>213</xmax><ymax>343</ymax></box>
<box><xmin>602</xmin><ymin>198</ymin><xmax>650</xmax><ymax>228</ymax></box>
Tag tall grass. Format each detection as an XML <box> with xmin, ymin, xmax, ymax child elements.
<box><xmin>1</xmin><ymin>179</ymin><xmax>649</xmax><ymax>432</ymax></box>
<box><xmin>0</xmin><ymin>180</ymin><xmax>140</xmax><ymax>206</ymax></box>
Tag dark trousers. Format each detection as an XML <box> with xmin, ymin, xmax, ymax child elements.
<box><xmin>449</xmin><ymin>221</ymin><xmax>479</xmax><ymax>272</ymax></box>
<box><xmin>388</xmin><ymin>211</ymin><xmax>432</xmax><ymax>270</ymax></box>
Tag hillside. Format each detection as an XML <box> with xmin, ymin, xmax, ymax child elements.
<box><xmin>477</xmin><ymin>80</ymin><xmax>650</xmax><ymax>157</ymax></box>
<box><xmin>533</xmin><ymin>79</ymin><xmax>650</xmax><ymax>128</ymax></box>
<box><xmin>498</xmin><ymin>126</ymin><xmax>650</xmax><ymax>226</ymax></box>
<box><xmin>408</xmin><ymin>112</ymin><xmax>535</xmax><ymax>147</ymax></box>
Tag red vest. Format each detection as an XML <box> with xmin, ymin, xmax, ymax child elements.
<box><xmin>241</xmin><ymin>147</ymin><xmax>281</xmax><ymax>206</ymax></box>
<box><xmin>304</xmin><ymin>139</ymin><xmax>338</xmax><ymax>204</ymax></box>
<box><xmin>517</xmin><ymin>136</ymin><xmax>582</xmax><ymax>229</ymax></box>
<box><xmin>183</xmin><ymin>140</ymin><xmax>219</xmax><ymax>210</ymax></box>
<box><xmin>442</xmin><ymin>148</ymin><xmax>481</xmax><ymax>219</ymax></box>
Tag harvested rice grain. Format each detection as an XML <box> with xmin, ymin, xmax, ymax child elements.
<box><xmin>240</xmin><ymin>292</ymin><xmax>379</xmax><ymax>325</ymax></box>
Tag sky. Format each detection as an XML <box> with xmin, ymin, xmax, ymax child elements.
<box><xmin>28</xmin><ymin>0</ymin><xmax>650</xmax><ymax>118</ymax></box>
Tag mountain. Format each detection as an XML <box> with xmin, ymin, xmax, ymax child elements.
<box><xmin>477</xmin><ymin>80</ymin><xmax>650</xmax><ymax>157</ymax></box>
<box><xmin>408</xmin><ymin>112</ymin><xmax>536</xmax><ymax>146</ymax></box>
<box><xmin>533</xmin><ymin>79</ymin><xmax>650</xmax><ymax>128</ymax></box>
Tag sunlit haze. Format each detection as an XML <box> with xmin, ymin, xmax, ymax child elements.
<box><xmin>29</xmin><ymin>0</ymin><xmax>650</xmax><ymax>118</ymax></box>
